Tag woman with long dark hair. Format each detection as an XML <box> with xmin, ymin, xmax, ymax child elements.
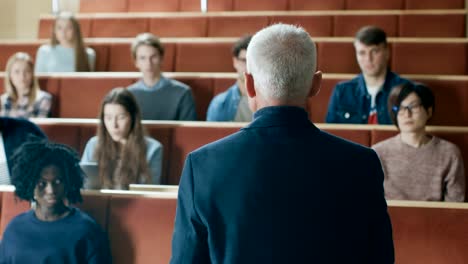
<box><xmin>81</xmin><ymin>87</ymin><xmax>163</xmax><ymax>189</ymax></box>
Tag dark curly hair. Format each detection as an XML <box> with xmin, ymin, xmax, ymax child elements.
<box><xmin>10</xmin><ymin>140</ymin><xmax>85</xmax><ymax>204</ymax></box>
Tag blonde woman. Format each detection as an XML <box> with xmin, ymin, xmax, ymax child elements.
<box><xmin>1</xmin><ymin>52</ymin><xmax>52</xmax><ymax>118</ymax></box>
<box><xmin>35</xmin><ymin>12</ymin><xmax>95</xmax><ymax>72</ymax></box>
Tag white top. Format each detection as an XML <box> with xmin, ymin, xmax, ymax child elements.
<box><xmin>366</xmin><ymin>84</ymin><xmax>382</xmax><ymax>109</ymax></box>
<box><xmin>34</xmin><ymin>44</ymin><xmax>96</xmax><ymax>73</ymax></box>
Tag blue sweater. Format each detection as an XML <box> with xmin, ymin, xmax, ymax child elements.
<box><xmin>0</xmin><ymin>208</ymin><xmax>112</xmax><ymax>264</ymax></box>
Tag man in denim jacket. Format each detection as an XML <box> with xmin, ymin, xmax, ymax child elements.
<box><xmin>326</xmin><ymin>26</ymin><xmax>410</xmax><ymax>124</ymax></box>
<box><xmin>206</xmin><ymin>35</ymin><xmax>253</xmax><ymax>122</ymax></box>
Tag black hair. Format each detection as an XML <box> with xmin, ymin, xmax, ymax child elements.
<box><xmin>232</xmin><ymin>35</ymin><xmax>252</xmax><ymax>57</ymax></box>
<box><xmin>10</xmin><ymin>140</ymin><xmax>84</xmax><ymax>204</ymax></box>
<box><xmin>388</xmin><ymin>82</ymin><xmax>435</xmax><ymax>127</ymax></box>
<box><xmin>355</xmin><ymin>26</ymin><xmax>387</xmax><ymax>46</ymax></box>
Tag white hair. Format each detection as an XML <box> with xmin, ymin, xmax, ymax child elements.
<box><xmin>246</xmin><ymin>23</ymin><xmax>317</xmax><ymax>102</ymax></box>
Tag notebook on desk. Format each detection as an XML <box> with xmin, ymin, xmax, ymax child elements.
<box><xmin>129</xmin><ymin>184</ymin><xmax>179</xmax><ymax>192</ymax></box>
<box><xmin>80</xmin><ymin>162</ymin><xmax>100</xmax><ymax>190</ymax></box>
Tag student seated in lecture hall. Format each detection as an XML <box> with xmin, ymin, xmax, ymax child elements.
<box><xmin>326</xmin><ymin>25</ymin><xmax>410</xmax><ymax>124</ymax></box>
<box><xmin>82</xmin><ymin>88</ymin><xmax>163</xmax><ymax>189</ymax></box>
<box><xmin>35</xmin><ymin>12</ymin><xmax>95</xmax><ymax>73</ymax></box>
<box><xmin>207</xmin><ymin>35</ymin><xmax>253</xmax><ymax>122</ymax></box>
<box><xmin>127</xmin><ymin>33</ymin><xmax>197</xmax><ymax>120</ymax></box>
<box><xmin>1</xmin><ymin>52</ymin><xmax>52</xmax><ymax>118</ymax></box>
<box><xmin>373</xmin><ymin>82</ymin><xmax>465</xmax><ymax>202</ymax></box>
<box><xmin>0</xmin><ymin>140</ymin><xmax>112</xmax><ymax>263</ymax></box>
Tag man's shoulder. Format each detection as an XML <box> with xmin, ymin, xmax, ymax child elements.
<box><xmin>211</xmin><ymin>85</ymin><xmax>237</xmax><ymax>104</ymax></box>
<box><xmin>190</xmin><ymin>129</ymin><xmax>244</xmax><ymax>157</ymax></box>
<box><xmin>127</xmin><ymin>81</ymin><xmax>143</xmax><ymax>91</ymax></box>
<box><xmin>335</xmin><ymin>75</ymin><xmax>361</xmax><ymax>89</ymax></box>
<box><xmin>37</xmin><ymin>44</ymin><xmax>53</xmax><ymax>53</ymax></box>
<box><xmin>1</xmin><ymin>117</ymin><xmax>39</xmax><ymax>131</ymax></box>
<box><xmin>163</xmin><ymin>77</ymin><xmax>191</xmax><ymax>91</ymax></box>
<box><xmin>319</xmin><ymin>129</ymin><xmax>375</xmax><ymax>155</ymax></box>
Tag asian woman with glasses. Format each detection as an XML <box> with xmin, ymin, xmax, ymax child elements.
<box><xmin>372</xmin><ymin>82</ymin><xmax>465</xmax><ymax>202</ymax></box>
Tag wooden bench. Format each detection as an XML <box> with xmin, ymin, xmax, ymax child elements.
<box><xmin>78</xmin><ymin>0</ymin><xmax>465</xmax><ymax>12</ymax></box>
<box><xmin>26</xmin><ymin>120</ymin><xmax>468</xmax><ymax>193</ymax></box>
<box><xmin>39</xmin><ymin>10</ymin><xmax>466</xmax><ymax>38</ymax></box>
<box><xmin>1</xmin><ymin>72</ymin><xmax>467</xmax><ymax>125</ymax></box>
<box><xmin>1</xmin><ymin>188</ymin><xmax>468</xmax><ymax>263</ymax></box>
<box><xmin>1</xmin><ymin>38</ymin><xmax>467</xmax><ymax>75</ymax></box>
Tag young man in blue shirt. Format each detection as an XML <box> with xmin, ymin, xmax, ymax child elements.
<box><xmin>206</xmin><ymin>35</ymin><xmax>253</xmax><ymax>122</ymax></box>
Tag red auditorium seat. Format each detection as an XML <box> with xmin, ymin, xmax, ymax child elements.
<box><xmin>404</xmin><ymin>0</ymin><xmax>464</xmax><ymax>9</ymax></box>
<box><xmin>333</xmin><ymin>14</ymin><xmax>399</xmax><ymax>37</ymax></box>
<box><xmin>127</xmin><ymin>0</ymin><xmax>179</xmax><ymax>12</ymax></box>
<box><xmin>175</xmin><ymin>41</ymin><xmax>233</xmax><ymax>72</ymax></box>
<box><xmin>345</xmin><ymin>0</ymin><xmax>404</xmax><ymax>10</ymax></box>
<box><xmin>91</xmin><ymin>17</ymin><xmax>149</xmax><ymax>38</ymax></box>
<box><xmin>414</xmin><ymin>78</ymin><xmax>468</xmax><ymax>127</ymax></box>
<box><xmin>207</xmin><ymin>16</ymin><xmax>268</xmax><ymax>37</ymax></box>
<box><xmin>149</xmin><ymin>16</ymin><xmax>207</xmax><ymax>38</ymax></box>
<box><xmin>38</xmin><ymin>17</ymin><xmax>92</xmax><ymax>39</ymax></box>
<box><xmin>58</xmin><ymin>77</ymin><xmax>135</xmax><ymax>118</ymax></box>
<box><xmin>233</xmin><ymin>0</ymin><xmax>288</xmax><ymax>11</ymax></box>
<box><xmin>107</xmin><ymin>42</ymin><xmax>176</xmax><ymax>72</ymax></box>
<box><xmin>168</xmin><ymin>126</ymin><xmax>240</xmax><ymax>184</ymax></box>
<box><xmin>268</xmin><ymin>15</ymin><xmax>334</xmax><ymax>37</ymax></box>
<box><xmin>180</xmin><ymin>0</ymin><xmax>233</xmax><ymax>11</ymax></box>
<box><xmin>79</xmin><ymin>0</ymin><xmax>127</xmax><ymax>13</ymax></box>
<box><xmin>289</xmin><ymin>0</ymin><xmax>345</xmax><ymax>10</ymax></box>
<box><xmin>399</xmin><ymin>14</ymin><xmax>466</xmax><ymax>38</ymax></box>
<box><xmin>175</xmin><ymin>77</ymin><xmax>215</xmax><ymax>120</ymax></box>
<box><xmin>307</xmin><ymin>77</ymin><xmax>347</xmax><ymax>123</ymax></box>
<box><xmin>107</xmin><ymin>195</ymin><xmax>177</xmax><ymax>264</ymax></box>
<box><xmin>316</xmin><ymin>41</ymin><xmax>362</xmax><ymax>74</ymax></box>
<box><xmin>391</xmin><ymin>42</ymin><xmax>467</xmax><ymax>75</ymax></box>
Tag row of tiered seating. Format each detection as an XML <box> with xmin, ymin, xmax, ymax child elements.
<box><xmin>1</xmin><ymin>1</ymin><xmax>466</xmax><ymax>263</ymax></box>
<box><xmin>32</xmin><ymin>120</ymin><xmax>468</xmax><ymax>194</ymax></box>
<box><xmin>2</xmin><ymin>189</ymin><xmax>468</xmax><ymax>263</ymax></box>
<box><xmin>1</xmin><ymin>73</ymin><xmax>467</xmax><ymax>126</ymax></box>
<box><xmin>78</xmin><ymin>0</ymin><xmax>465</xmax><ymax>12</ymax></box>
<box><xmin>38</xmin><ymin>10</ymin><xmax>466</xmax><ymax>38</ymax></box>
<box><xmin>2</xmin><ymin>38</ymin><xmax>468</xmax><ymax>74</ymax></box>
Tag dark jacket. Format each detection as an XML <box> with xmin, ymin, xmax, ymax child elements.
<box><xmin>0</xmin><ymin>117</ymin><xmax>46</xmax><ymax>173</ymax></box>
<box><xmin>326</xmin><ymin>71</ymin><xmax>409</xmax><ymax>124</ymax></box>
<box><xmin>171</xmin><ymin>106</ymin><xmax>394</xmax><ymax>264</ymax></box>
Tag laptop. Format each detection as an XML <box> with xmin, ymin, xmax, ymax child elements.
<box><xmin>80</xmin><ymin>162</ymin><xmax>100</xmax><ymax>190</ymax></box>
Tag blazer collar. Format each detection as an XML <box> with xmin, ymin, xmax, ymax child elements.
<box><xmin>245</xmin><ymin>106</ymin><xmax>318</xmax><ymax>130</ymax></box>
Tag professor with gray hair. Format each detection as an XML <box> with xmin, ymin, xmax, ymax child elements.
<box><xmin>170</xmin><ymin>23</ymin><xmax>394</xmax><ymax>264</ymax></box>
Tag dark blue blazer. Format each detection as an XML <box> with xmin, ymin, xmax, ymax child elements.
<box><xmin>171</xmin><ymin>106</ymin><xmax>394</xmax><ymax>264</ymax></box>
<box><xmin>0</xmin><ymin>117</ymin><xmax>46</xmax><ymax>173</ymax></box>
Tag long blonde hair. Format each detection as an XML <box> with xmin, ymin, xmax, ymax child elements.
<box><xmin>4</xmin><ymin>52</ymin><xmax>40</xmax><ymax>107</ymax></box>
<box><xmin>94</xmin><ymin>88</ymin><xmax>150</xmax><ymax>189</ymax></box>
<box><xmin>51</xmin><ymin>12</ymin><xmax>90</xmax><ymax>72</ymax></box>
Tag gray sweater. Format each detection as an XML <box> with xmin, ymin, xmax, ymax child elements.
<box><xmin>373</xmin><ymin>135</ymin><xmax>465</xmax><ymax>202</ymax></box>
<box><xmin>127</xmin><ymin>77</ymin><xmax>197</xmax><ymax>120</ymax></box>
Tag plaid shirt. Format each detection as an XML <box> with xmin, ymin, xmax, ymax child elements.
<box><xmin>0</xmin><ymin>90</ymin><xmax>52</xmax><ymax>118</ymax></box>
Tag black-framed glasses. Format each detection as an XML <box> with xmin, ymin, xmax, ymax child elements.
<box><xmin>392</xmin><ymin>103</ymin><xmax>423</xmax><ymax>116</ymax></box>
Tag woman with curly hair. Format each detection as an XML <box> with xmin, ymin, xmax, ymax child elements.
<box><xmin>81</xmin><ymin>87</ymin><xmax>163</xmax><ymax>189</ymax></box>
<box><xmin>0</xmin><ymin>140</ymin><xmax>112</xmax><ymax>263</ymax></box>
<box><xmin>35</xmin><ymin>12</ymin><xmax>95</xmax><ymax>72</ymax></box>
<box><xmin>1</xmin><ymin>52</ymin><xmax>52</xmax><ymax>118</ymax></box>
